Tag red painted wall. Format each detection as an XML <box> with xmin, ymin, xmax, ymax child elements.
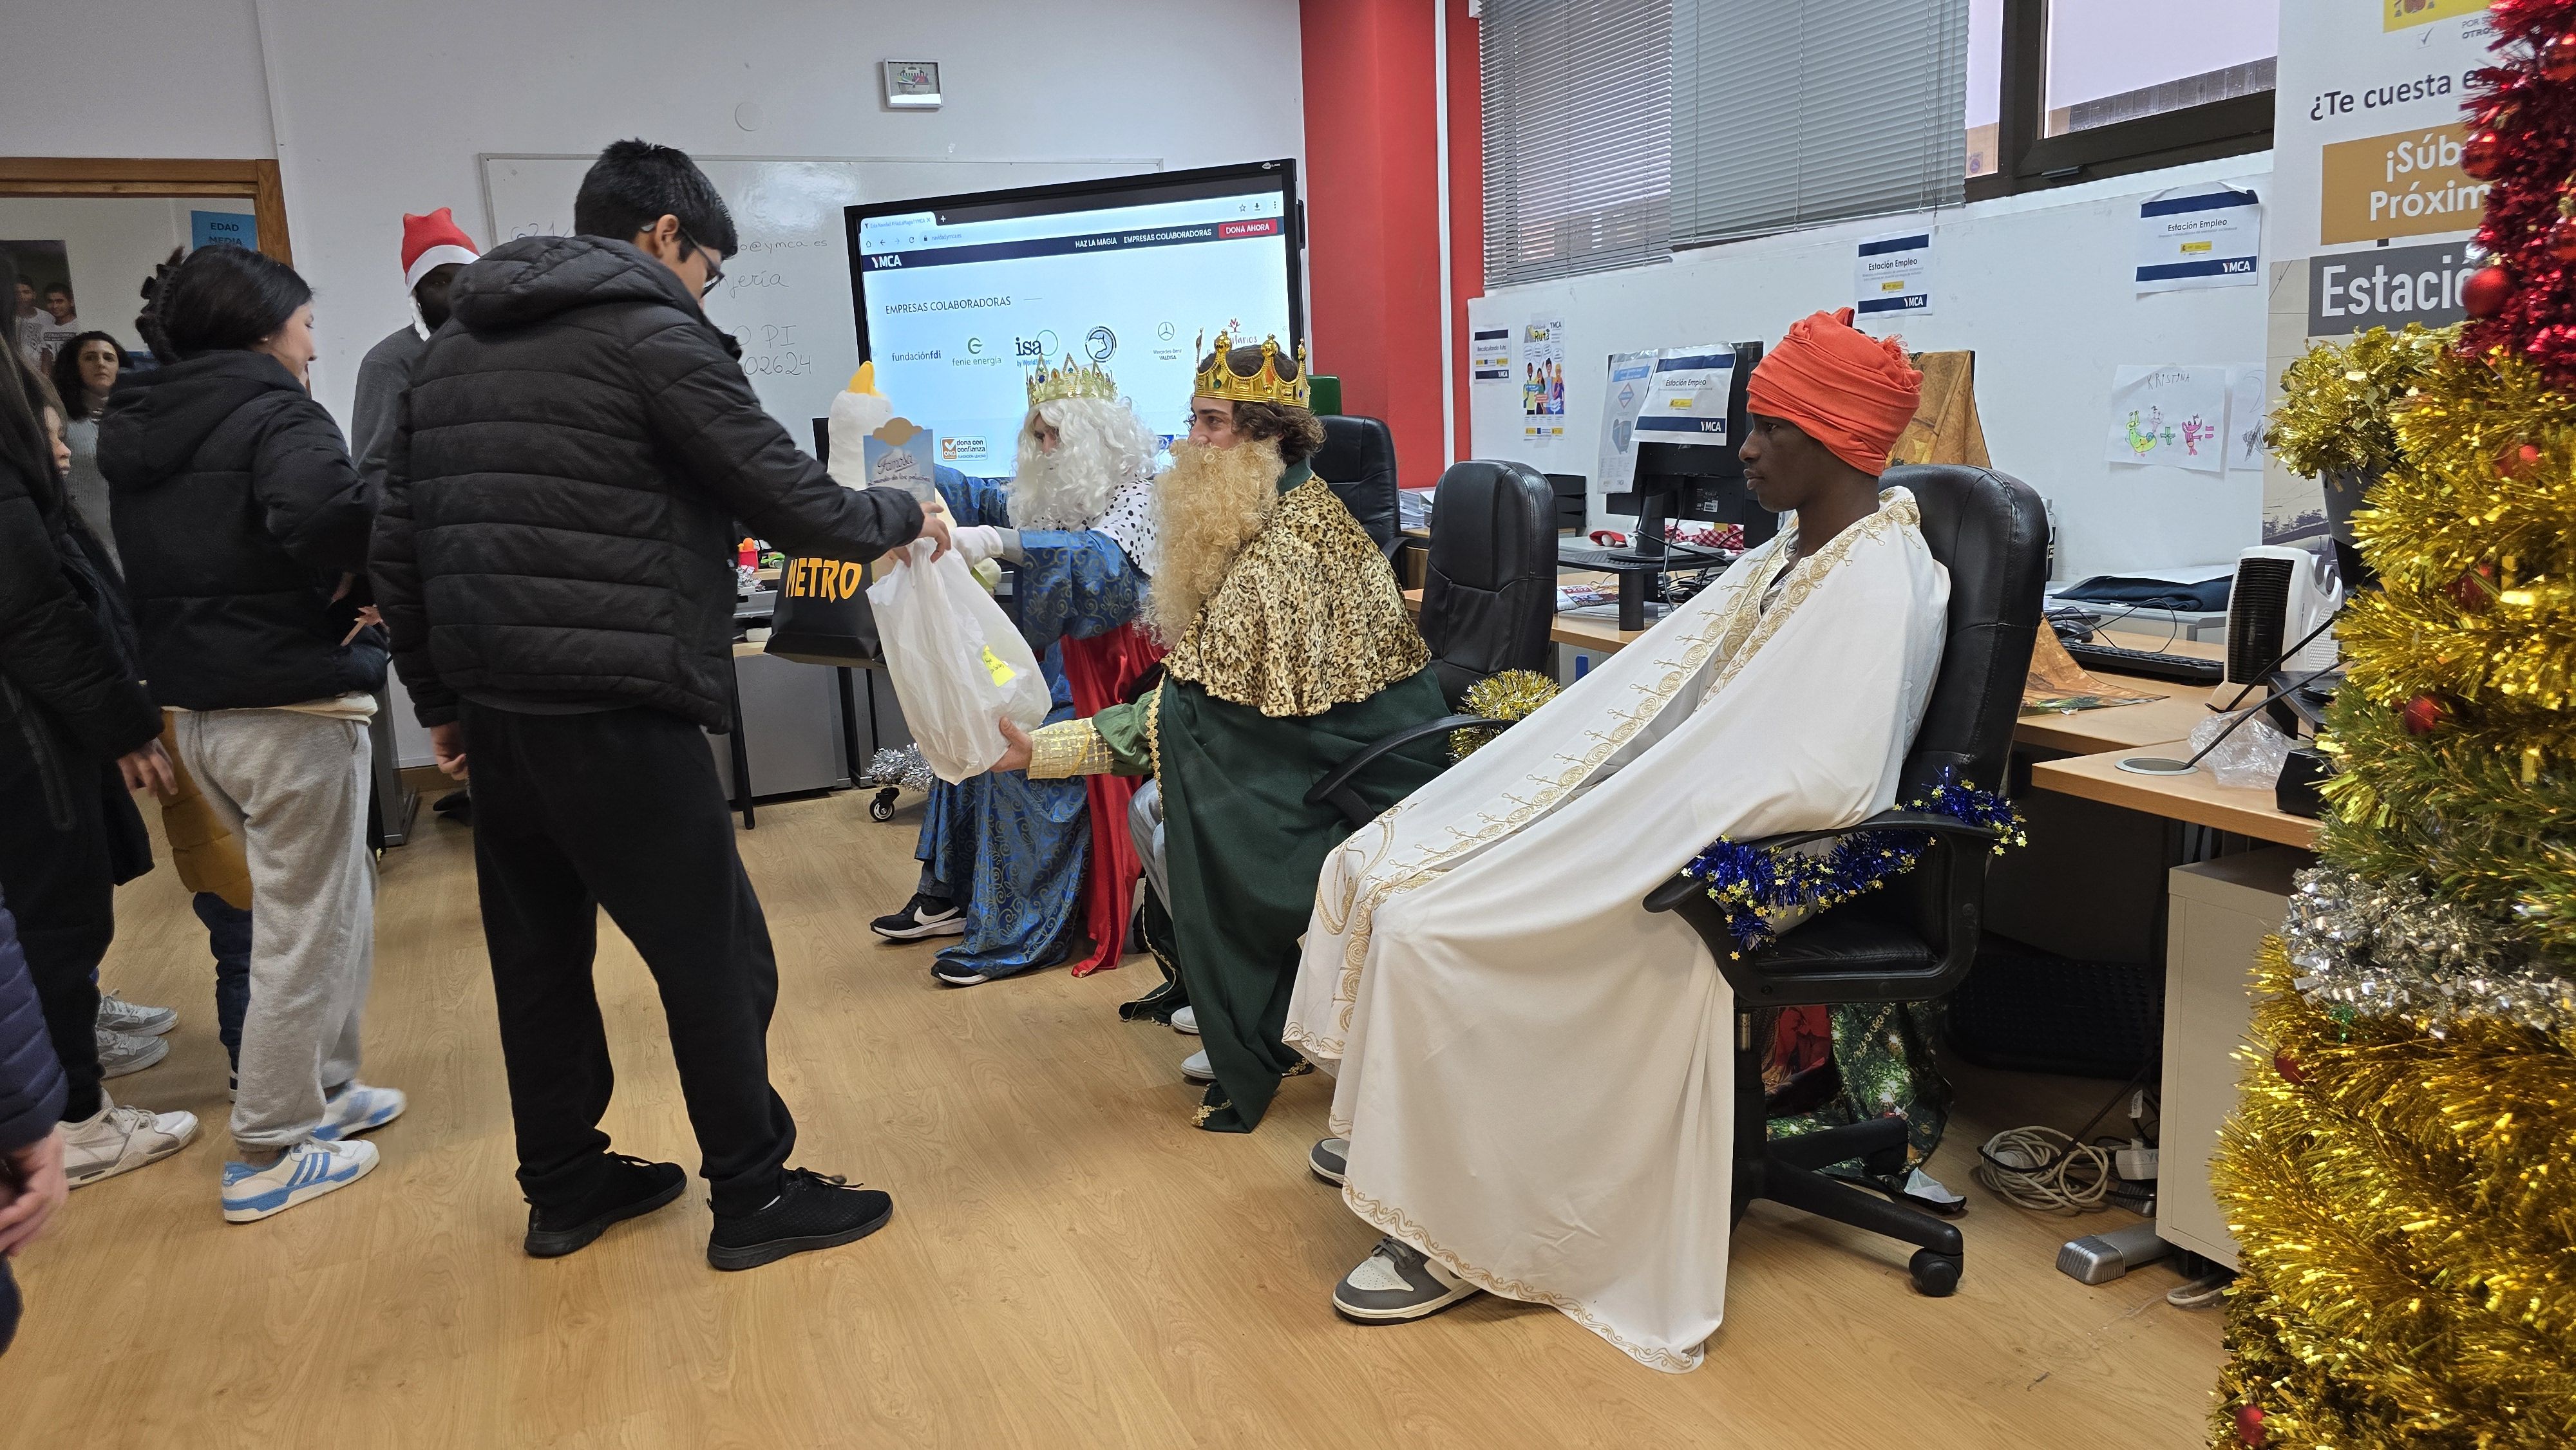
<box><xmin>1300</xmin><ymin>0</ymin><xmax>1471</xmax><ymax>485</ymax></box>
<box><xmin>1444</xmin><ymin>0</ymin><xmax>1482</xmax><ymax>464</ymax></box>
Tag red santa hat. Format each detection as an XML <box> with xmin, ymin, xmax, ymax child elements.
<box><xmin>401</xmin><ymin>208</ymin><xmax>480</xmax><ymax>290</ymax></box>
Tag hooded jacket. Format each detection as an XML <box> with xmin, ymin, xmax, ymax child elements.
<box><xmin>372</xmin><ymin>235</ymin><xmax>922</xmax><ymax>730</ymax></box>
<box><xmin>98</xmin><ymin>350</ymin><xmax>386</xmax><ymax>710</ymax></box>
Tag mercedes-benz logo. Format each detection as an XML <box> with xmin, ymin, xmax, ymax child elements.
<box><xmin>1085</xmin><ymin>326</ymin><xmax>1117</xmax><ymax>363</ymax></box>
<box><xmin>1155</xmin><ymin>321</ymin><xmax>1176</xmax><ymax>342</ymax></box>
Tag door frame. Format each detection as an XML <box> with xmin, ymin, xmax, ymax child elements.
<box><xmin>0</xmin><ymin>157</ymin><xmax>293</xmax><ymax>265</ymax></box>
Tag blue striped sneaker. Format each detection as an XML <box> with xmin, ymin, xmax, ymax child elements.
<box><xmin>312</xmin><ymin>1083</ymin><xmax>406</xmax><ymax>1142</ymax></box>
<box><xmin>222</xmin><ymin>1139</ymin><xmax>378</xmax><ymax>1223</ymax></box>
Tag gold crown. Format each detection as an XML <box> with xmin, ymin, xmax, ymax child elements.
<box><xmin>1192</xmin><ymin>329</ymin><xmax>1311</xmax><ymax>408</ymax></box>
<box><xmin>1026</xmin><ymin>355</ymin><xmax>1118</xmax><ymax>407</ymax></box>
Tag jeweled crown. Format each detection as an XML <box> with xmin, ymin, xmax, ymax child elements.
<box><xmin>1026</xmin><ymin>355</ymin><xmax>1118</xmax><ymax>407</ymax></box>
<box><xmin>1192</xmin><ymin>329</ymin><xmax>1311</xmax><ymax>409</ymax></box>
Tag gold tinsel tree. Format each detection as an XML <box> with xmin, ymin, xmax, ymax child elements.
<box><xmin>2208</xmin><ymin>305</ymin><xmax>2576</xmax><ymax>1449</ymax></box>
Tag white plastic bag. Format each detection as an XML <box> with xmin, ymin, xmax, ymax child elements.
<box><xmin>866</xmin><ymin>538</ymin><xmax>1052</xmax><ymax>782</ymax></box>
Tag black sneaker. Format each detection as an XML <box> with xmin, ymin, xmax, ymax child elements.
<box><xmin>931</xmin><ymin>959</ymin><xmax>992</xmax><ymax>987</ymax></box>
<box><xmin>869</xmin><ymin>894</ymin><xmax>965</xmax><ymax>941</ymax></box>
<box><xmin>1309</xmin><ymin>1136</ymin><xmax>1348</xmax><ymax>1185</ymax></box>
<box><xmin>706</xmin><ymin>1168</ymin><xmax>894</xmax><ymax>1271</ymax></box>
<box><xmin>524</xmin><ymin>1153</ymin><xmax>686</xmax><ymax>1259</ymax></box>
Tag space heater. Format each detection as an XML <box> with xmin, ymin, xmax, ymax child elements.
<box><xmin>2224</xmin><ymin>545</ymin><xmax>2342</xmax><ymax>687</ymax></box>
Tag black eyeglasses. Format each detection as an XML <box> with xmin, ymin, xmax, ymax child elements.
<box><xmin>678</xmin><ymin>227</ymin><xmax>725</xmax><ymax>297</ymax></box>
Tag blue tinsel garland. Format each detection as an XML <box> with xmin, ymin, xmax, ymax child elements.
<box><xmin>1681</xmin><ymin>775</ymin><xmax>2025</xmax><ymax>957</ymax></box>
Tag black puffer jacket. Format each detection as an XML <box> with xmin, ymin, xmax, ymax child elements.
<box><xmin>0</xmin><ymin>449</ymin><xmax>160</xmax><ymax>762</ymax></box>
<box><xmin>373</xmin><ymin>236</ymin><xmax>923</xmax><ymax>730</ymax></box>
<box><xmin>99</xmin><ymin>351</ymin><xmax>386</xmax><ymax>709</ymax></box>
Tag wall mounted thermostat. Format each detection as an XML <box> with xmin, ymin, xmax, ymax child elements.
<box><xmin>882</xmin><ymin>61</ymin><xmax>942</xmax><ymax>110</ymax></box>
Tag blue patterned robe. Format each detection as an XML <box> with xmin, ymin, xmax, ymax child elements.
<box><xmin>915</xmin><ymin>469</ymin><xmax>1149</xmax><ymax>977</ymax></box>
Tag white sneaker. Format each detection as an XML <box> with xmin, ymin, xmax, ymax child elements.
<box><xmin>313</xmin><ymin>1082</ymin><xmax>406</xmax><ymax>1141</ymax></box>
<box><xmin>1171</xmin><ymin>1005</ymin><xmax>1200</xmax><ymax>1036</ymax></box>
<box><xmin>222</xmin><ymin>1139</ymin><xmax>379</xmax><ymax>1222</ymax></box>
<box><xmin>1181</xmin><ymin>1049</ymin><xmax>1215</xmax><ymax>1084</ymax></box>
<box><xmin>97</xmin><ymin>992</ymin><xmax>177</xmax><ymax>1036</ymax></box>
<box><xmin>1334</xmin><ymin>1236</ymin><xmax>1482</xmax><ymax>1322</ymax></box>
<box><xmin>95</xmin><ymin>1026</ymin><xmax>168</xmax><ymax>1078</ymax></box>
<box><xmin>64</xmin><ymin>1095</ymin><xmax>199</xmax><ymax>1188</ymax></box>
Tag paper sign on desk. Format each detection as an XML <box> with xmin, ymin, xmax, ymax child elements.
<box><xmin>1854</xmin><ymin>230</ymin><xmax>1933</xmax><ymax>317</ymax></box>
<box><xmin>2136</xmin><ymin>186</ymin><xmax>2261</xmax><ymax>294</ymax></box>
<box><xmin>2105</xmin><ymin>365</ymin><xmax>2230</xmax><ymax>474</ymax></box>
<box><xmin>1636</xmin><ymin>346</ymin><xmax>1735</xmax><ymax>447</ymax></box>
<box><xmin>1594</xmin><ymin>350</ymin><xmax>1658</xmax><ymax>493</ymax></box>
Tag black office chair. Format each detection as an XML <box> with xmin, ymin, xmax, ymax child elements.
<box><xmin>1642</xmin><ymin>463</ymin><xmax>2047</xmax><ymax>1297</ymax></box>
<box><xmin>1303</xmin><ymin>458</ymin><xmax>1562</xmax><ymax>824</ymax></box>
<box><xmin>1314</xmin><ymin>415</ymin><xmax>1403</xmax><ymax>563</ymax></box>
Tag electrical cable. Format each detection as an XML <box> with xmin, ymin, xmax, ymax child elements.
<box><xmin>1973</xmin><ymin>1126</ymin><xmax>2114</xmax><ymax>1213</ymax></box>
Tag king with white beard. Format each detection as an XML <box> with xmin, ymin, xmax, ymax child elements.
<box><xmin>869</xmin><ymin>361</ymin><xmax>1167</xmax><ymax>986</ymax></box>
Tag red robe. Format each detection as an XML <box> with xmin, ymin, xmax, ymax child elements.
<box><xmin>1057</xmin><ymin>622</ymin><xmax>1164</xmax><ymax>975</ymax></box>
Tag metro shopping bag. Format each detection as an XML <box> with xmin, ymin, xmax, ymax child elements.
<box><xmin>765</xmin><ymin>554</ymin><xmax>882</xmax><ymax>666</ymax></box>
<box><xmin>865</xmin><ymin>538</ymin><xmax>1052</xmax><ymax>782</ymax></box>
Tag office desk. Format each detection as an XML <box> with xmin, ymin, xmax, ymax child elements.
<box><xmin>2027</xmin><ymin>748</ymin><xmax>2317</xmax><ymax>849</ymax></box>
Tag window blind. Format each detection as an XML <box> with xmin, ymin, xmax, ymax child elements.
<box><xmin>1669</xmin><ymin>0</ymin><xmax>1968</xmax><ymax>248</ymax></box>
<box><xmin>1481</xmin><ymin>0</ymin><xmax>1673</xmax><ymax>287</ymax></box>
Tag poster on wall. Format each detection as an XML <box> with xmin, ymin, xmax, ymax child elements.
<box><xmin>2228</xmin><ymin>365</ymin><xmax>2270</xmax><ymax>471</ymax></box>
<box><xmin>1636</xmin><ymin>346</ymin><xmax>1737</xmax><ymax>448</ymax></box>
<box><xmin>2134</xmin><ymin>185</ymin><xmax>2262</xmax><ymax>292</ymax></box>
<box><xmin>1521</xmin><ymin>316</ymin><xmax>1567</xmax><ymax>443</ymax></box>
<box><xmin>1854</xmin><ymin>230</ymin><xmax>1933</xmax><ymax>317</ymax></box>
<box><xmin>2</xmin><ymin>240</ymin><xmax>73</xmax><ymax>370</ymax></box>
<box><xmin>2104</xmin><ymin>364</ymin><xmax>2231</xmax><ymax>475</ymax></box>
<box><xmin>190</xmin><ymin>211</ymin><xmax>258</xmax><ymax>252</ymax></box>
<box><xmin>1470</xmin><ymin>326</ymin><xmax>1512</xmax><ymax>383</ymax></box>
<box><xmin>1594</xmin><ymin>350</ymin><xmax>1659</xmax><ymax>494</ymax></box>
<box><xmin>2265</xmin><ymin>0</ymin><xmax>2497</xmax><ymax>538</ymax></box>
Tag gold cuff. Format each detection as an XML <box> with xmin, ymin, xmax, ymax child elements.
<box><xmin>1027</xmin><ymin>720</ymin><xmax>1112</xmax><ymax>778</ymax></box>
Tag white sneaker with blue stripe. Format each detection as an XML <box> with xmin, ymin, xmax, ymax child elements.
<box><xmin>222</xmin><ymin>1139</ymin><xmax>377</xmax><ymax>1223</ymax></box>
<box><xmin>313</xmin><ymin>1082</ymin><xmax>406</xmax><ymax>1142</ymax></box>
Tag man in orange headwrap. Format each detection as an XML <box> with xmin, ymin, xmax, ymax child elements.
<box><xmin>1283</xmin><ymin>309</ymin><xmax>1953</xmax><ymax>1368</ymax></box>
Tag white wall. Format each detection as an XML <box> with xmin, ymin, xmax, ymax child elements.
<box><xmin>3</xmin><ymin>0</ymin><xmax>1305</xmax><ymax>762</ymax></box>
<box><xmin>1470</xmin><ymin>155</ymin><xmax>2275</xmax><ymax>580</ymax></box>
<box><xmin>0</xmin><ymin>197</ymin><xmax>220</xmax><ymax>355</ymax></box>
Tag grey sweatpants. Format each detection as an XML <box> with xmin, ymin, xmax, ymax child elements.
<box><xmin>171</xmin><ymin>710</ymin><xmax>375</xmax><ymax>1151</ymax></box>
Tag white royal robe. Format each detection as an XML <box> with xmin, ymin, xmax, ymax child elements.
<box><xmin>1283</xmin><ymin>487</ymin><xmax>1949</xmax><ymax>1372</ymax></box>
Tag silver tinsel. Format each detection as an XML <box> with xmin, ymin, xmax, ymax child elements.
<box><xmin>2284</xmin><ymin>864</ymin><xmax>2576</xmax><ymax>1035</ymax></box>
<box><xmin>865</xmin><ymin>746</ymin><xmax>935</xmax><ymax>793</ymax></box>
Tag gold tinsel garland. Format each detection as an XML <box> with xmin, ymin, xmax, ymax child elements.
<box><xmin>2210</xmin><ymin>945</ymin><xmax>2576</xmax><ymax>1449</ymax></box>
<box><xmin>1448</xmin><ymin>668</ymin><xmax>1561</xmax><ymax>760</ymax></box>
<box><xmin>2264</xmin><ymin>324</ymin><xmax>2452</xmax><ymax>478</ymax></box>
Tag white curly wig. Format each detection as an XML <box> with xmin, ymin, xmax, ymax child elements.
<box><xmin>1011</xmin><ymin>395</ymin><xmax>1159</xmax><ymax>529</ymax></box>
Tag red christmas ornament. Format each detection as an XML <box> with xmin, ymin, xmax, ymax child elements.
<box><xmin>2273</xmin><ymin>1050</ymin><xmax>2304</xmax><ymax>1084</ymax></box>
<box><xmin>2236</xmin><ymin>1403</ymin><xmax>2268</xmax><ymax>1447</ymax></box>
<box><xmin>2463</xmin><ymin>265</ymin><xmax>2516</xmax><ymax>319</ymax></box>
<box><xmin>2449</xmin><ymin>561</ymin><xmax>2499</xmax><ymax>610</ymax></box>
<box><xmin>2461</xmin><ymin>129</ymin><xmax>2505</xmax><ymax>179</ymax></box>
<box><xmin>2552</xmin><ymin>217</ymin><xmax>2576</xmax><ymax>263</ymax></box>
<box><xmin>2496</xmin><ymin>441</ymin><xmax>2543</xmax><ymax>476</ymax></box>
<box><xmin>2400</xmin><ymin>693</ymin><xmax>2448</xmax><ymax>735</ymax></box>
<box><xmin>2547</xmin><ymin>32</ymin><xmax>2576</xmax><ymax>82</ymax></box>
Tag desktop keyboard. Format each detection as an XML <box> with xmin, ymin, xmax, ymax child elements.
<box><xmin>2061</xmin><ymin>639</ymin><xmax>2224</xmax><ymax>686</ymax></box>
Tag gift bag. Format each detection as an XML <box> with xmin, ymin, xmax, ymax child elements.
<box><xmin>866</xmin><ymin>538</ymin><xmax>1051</xmax><ymax>781</ymax></box>
<box><xmin>765</xmin><ymin>554</ymin><xmax>882</xmax><ymax>666</ymax></box>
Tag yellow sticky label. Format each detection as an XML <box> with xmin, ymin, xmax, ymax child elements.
<box><xmin>2181</xmin><ymin>240</ymin><xmax>2213</xmax><ymax>254</ymax></box>
<box><xmin>981</xmin><ymin>645</ymin><xmax>1017</xmax><ymax>687</ymax></box>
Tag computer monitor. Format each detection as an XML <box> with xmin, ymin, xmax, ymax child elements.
<box><xmin>1601</xmin><ymin>341</ymin><xmax>1774</xmax><ymax>562</ymax></box>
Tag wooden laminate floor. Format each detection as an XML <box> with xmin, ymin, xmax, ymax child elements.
<box><xmin>0</xmin><ymin>788</ymin><xmax>2221</xmax><ymax>1447</ymax></box>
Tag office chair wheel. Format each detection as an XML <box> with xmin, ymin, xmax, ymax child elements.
<box><xmin>1908</xmin><ymin>1248</ymin><xmax>1963</xmax><ymax>1297</ymax></box>
<box><xmin>869</xmin><ymin>789</ymin><xmax>899</xmax><ymax>822</ymax></box>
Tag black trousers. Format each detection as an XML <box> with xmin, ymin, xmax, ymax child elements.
<box><xmin>461</xmin><ymin>703</ymin><xmax>795</xmax><ymax>1217</ymax></box>
<box><xmin>0</xmin><ymin>736</ymin><xmax>111</xmax><ymax>1124</ymax></box>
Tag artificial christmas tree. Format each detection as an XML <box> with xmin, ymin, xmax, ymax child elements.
<box><xmin>2210</xmin><ymin>3</ymin><xmax>2576</xmax><ymax>1445</ymax></box>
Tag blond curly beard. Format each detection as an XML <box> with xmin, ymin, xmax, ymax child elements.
<box><xmin>1146</xmin><ymin>437</ymin><xmax>1283</xmax><ymax>646</ymax></box>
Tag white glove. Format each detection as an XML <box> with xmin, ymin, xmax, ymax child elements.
<box><xmin>951</xmin><ymin>524</ymin><xmax>1007</xmax><ymax>567</ymax></box>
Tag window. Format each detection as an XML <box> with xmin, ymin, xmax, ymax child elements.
<box><xmin>1669</xmin><ymin>0</ymin><xmax>1969</xmax><ymax>247</ymax></box>
<box><xmin>1481</xmin><ymin>0</ymin><xmax>1674</xmax><ymax>288</ymax></box>
<box><xmin>1971</xmin><ymin>0</ymin><xmax>2277</xmax><ymax>197</ymax></box>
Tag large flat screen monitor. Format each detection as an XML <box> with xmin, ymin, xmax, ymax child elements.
<box><xmin>847</xmin><ymin>159</ymin><xmax>1302</xmax><ymax>476</ymax></box>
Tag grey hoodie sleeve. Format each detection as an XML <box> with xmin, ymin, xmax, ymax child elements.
<box><xmin>350</xmin><ymin>329</ymin><xmax>415</xmax><ymax>496</ymax></box>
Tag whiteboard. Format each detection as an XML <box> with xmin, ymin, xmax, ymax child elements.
<box><xmin>479</xmin><ymin>153</ymin><xmax>1159</xmax><ymax>438</ymax></box>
